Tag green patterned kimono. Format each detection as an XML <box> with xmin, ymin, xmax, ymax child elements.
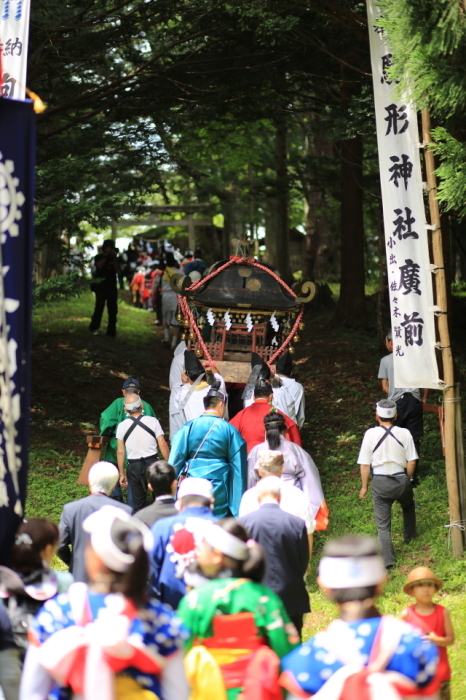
<box><xmin>178</xmin><ymin>577</ymin><xmax>299</xmax><ymax>699</ymax></box>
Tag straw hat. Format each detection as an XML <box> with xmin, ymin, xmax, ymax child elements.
<box><xmin>403</xmin><ymin>566</ymin><xmax>443</xmax><ymax>595</ymax></box>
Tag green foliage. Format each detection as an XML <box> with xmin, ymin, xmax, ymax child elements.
<box><xmin>431</xmin><ymin>127</ymin><xmax>466</xmax><ymax>220</ymax></box>
<box><xmin>33</xmin><ymin>273</ymin><xmax>91</xmax><ymax>305</ymax></box>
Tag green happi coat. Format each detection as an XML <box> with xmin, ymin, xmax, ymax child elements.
<box><xmin>99</xmin><ymin>397</ymin><xmax>156</xmax><ymax>464</ymax></box>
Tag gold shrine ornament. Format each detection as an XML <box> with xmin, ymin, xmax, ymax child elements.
<box><xmin>195</xmin><ymin>349</ymin><xmax>203</xmax><ymax>358</ymax></box>
<box><xmin>237</xmin><ymin>267</ymin><xmax>252</xmax><ymax>278</ymax></box>
<box><xmin>246</xmin><ymin>278</ymin><xmax>262</xmax><ymax>292</ymax></box>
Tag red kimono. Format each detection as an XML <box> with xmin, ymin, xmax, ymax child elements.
<box><xmin>229</xmin><ymin>399</ymin><xmax>302</xmax><ymax>453</ymax></box>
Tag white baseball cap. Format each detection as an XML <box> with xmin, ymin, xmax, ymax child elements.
<box><xmin>178</xmin><ymin>477</ymin><xmax>213</xmax><ymax>500</ymax></box>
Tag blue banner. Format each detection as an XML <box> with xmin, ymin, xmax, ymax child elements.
<box><xmin>0</xmin><ymin>97</ymin><xmax>35</xmax><ymax>564</ymax></box>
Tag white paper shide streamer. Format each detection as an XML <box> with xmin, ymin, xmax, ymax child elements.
<box><xmin>366</xmin><ymin>1</ymin><xmax>441</xmax><ymax>389</ymax></box>
<box><xmin>0</xmin><ymin>0</ymin><xmax>32</xmax><ymax>101</ymax></box>
<box><xmin>245</xmin><ymin>313</ymin><xmax>253</xmax><ymax>333</ymax></box>
<box><xmin>269</xmin><ymin>312</ymin><xmax>279</xmax><ymax>333</ymax></box>
<box><xmin>223</xmin><ymin>309</ymin><xmax>232</xmax><ymax>331</ymax></box>
<box><xmin>206</xmin><ymin>308</ymin><xmax>215</xmax><ymax>326</ymax></box>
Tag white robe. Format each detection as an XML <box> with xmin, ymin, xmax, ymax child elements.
<box><xmin>247</xmin><ymin>435</ymin><xmax>324</xmax><ymax>520</ymax></box>
<box><xmin>176</xmin><ymin>373</ymin><xmax>228</xmax><ymax>426</ymax></box>
<box><xmin>279</xmin><ymin>376</ymin><xmax>305</xmax><ymax>428</ymax></box>
<box><xmin>168</xmin><ymin>341</ymin><xmax>187</xmax><ymax>437</ymax></box>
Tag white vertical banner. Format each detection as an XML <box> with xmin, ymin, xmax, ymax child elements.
<box><xmin>366</xmin><ymin>1</ymin><xmax>442</xmax><ymax>390</ymax></box>
<box><xmin>0</xmin><ymin>0</ymin><xmax>31</xmax><ymax>100</ymax></box>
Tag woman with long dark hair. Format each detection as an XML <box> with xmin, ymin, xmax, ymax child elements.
<box><xmin>20</xmin><ymin>506</ymin><xmax>189</xmax><ymax>700</ymax></box>
<box><xmin>177</xmin><ymin>519</ymin><xmax>299</xmax><ymax>699</ymax></box>
<box><xmin>248</xmin><ymin>413</ymin><xmax>329</xmax><ymax>531</ymax></box>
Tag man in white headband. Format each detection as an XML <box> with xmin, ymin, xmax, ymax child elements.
<box><xmin>280</xmin><ymin>535</ymin><xmax>438</xmax><ymax>700</ymax></box>
<box><xmin>116</xmin><ymin>394</ymin><xmax>169</xmax><ymax>513</ymax></box>
<box><xmin>357</xmin><ymin>399</ymin><xmax>418</xmax><ymax>569</ymax></box>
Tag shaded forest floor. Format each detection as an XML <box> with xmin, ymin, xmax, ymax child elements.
<box><xmin>29</xmin><ymin>290</ymin><xmax>466</xmax><ymax>698</ymax></box>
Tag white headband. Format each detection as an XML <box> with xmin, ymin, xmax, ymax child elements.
<box><xmin>83</xmin><ymin>506</ymin><xmax>154</xmax><ymax>573</ymax></box>
<box><xmin>125</xmin><ymin>396</ymin><xmax>142</xmax><ymax>412</ymax></box>
<box><xmin>376</xmin><ymin>402</ymin><xmax>397</xmax><ymax>419</ymax></box>
<box><xmin>319</xmin><ymin>555</ymin><xmax>386</xmax><ymax>589</ymax></box>
<box><xmin>203</xmin><ymin>525</ymin><xmax>248</xmax><ymax>561</ymax></box>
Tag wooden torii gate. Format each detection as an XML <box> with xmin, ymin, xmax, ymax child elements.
<box><xmin>112</xmin><ymin>204</ymin><xmax>213</xmax><ymax>250</ymax></box>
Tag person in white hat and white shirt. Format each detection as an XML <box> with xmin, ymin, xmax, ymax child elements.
<box><xmin>357</xmin><ymin>399</ymin><xmax>418</xmax><ymax>569</ymax></box>
<box><xmin>148</xmin><ymin>477</ymin><xmax>216</xmax><ymax>609</ymax></box>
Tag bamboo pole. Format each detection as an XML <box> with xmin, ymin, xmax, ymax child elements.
<box><xmin>421</xmin><ymin>109</ymin><xmax>463</xmax><ymax>557</ymax></box>
<box><xmin>455</xmin><ymin>383</ymin><xmax>466</xmax><ymax>546</ymax></box>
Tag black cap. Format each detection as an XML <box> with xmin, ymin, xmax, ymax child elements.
<box><xmin>253</xmin><ymin>379</ymin><xmax>273</xmax><ymax>397</ymax></box>
<box><xmin>102</xmin><ymin>239</ymin><xmax>116</xmax><ymax>249</ymax></box>
<box><xmin>276</xmin><ymin>351</ymin><xmax>293</xmax><ymax>376</ymax></box>
<box><xmin>251</xmin><ymin>352</ymin><xmax>271</xmax><ymax>380</ymax></box>
<box><xmin>205</xmin><ymin>380</ymin><xmax>226</xmax><ymax>402</ymax></box>
<box><xmin>184</xmin><ymin>350</ymin><xmax>204</xmax><ymax>378</ymax></box>
<box><xmin>122</xmin><ymin>377</ymin><xmax>140</xmax><ymax>390</ymax></box>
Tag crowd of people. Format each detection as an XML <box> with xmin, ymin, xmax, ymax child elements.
<box><xmin>89</xmin><ymin>237</ymin><xmax>207</xmax><ymax>346</ymax></box>
<box><xmin>0</xmin><ymin>327</ymin><xmax>455</xmax><ymax>699</ymax></box>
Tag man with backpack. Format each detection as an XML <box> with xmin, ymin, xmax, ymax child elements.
<box><xmin>116</xmin><ymin>393</ymin><xmax>169</xmax><ymax>512</ymax></box>
<box><xmin>357</xmin><ymin>399</ymin><xmax>418</xmax><ymax>569</ymax></box>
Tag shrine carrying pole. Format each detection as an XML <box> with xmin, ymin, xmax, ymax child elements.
<box><xmin>421</xmin><ymin>108</ymin><xmax>463</xmax><ymax>557</ymax></box>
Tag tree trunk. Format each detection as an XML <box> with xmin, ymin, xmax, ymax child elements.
<box><xmin>333</xmin><ymin>58</ymin><xmax>366</xmax><ymax>327</ymax></box>
<box><xmin>333</xmin><ymin>133</ymin><xmax>366</xmax><ymax>327</ymax></box>
<box><xmin>222</xmin><ymin>194</ymin><xmax>245</xmax><ymax>259</ymax></box>
<box><xmin>275</xmin><ymin>117</ymin><xmax>290</xmax><ymax>281</ymax></box>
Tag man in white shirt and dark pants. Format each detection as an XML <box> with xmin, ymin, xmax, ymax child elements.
<box><xmin>117</xmin><ymin>393</ymin><xmax>169</xmax><ymax>512</ymax></box>
<box><xmin>358</xmin><ymin>399</ymin><xmax>418</xmax><ymax>569</ymax></box>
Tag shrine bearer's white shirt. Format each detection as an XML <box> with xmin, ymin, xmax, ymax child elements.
<box><xmin>116</xmin><ymin>416</ymin><xmax>164</xmax><ymax>460</ymax></box>
<box><xmin>357</xmin><ymin>425</ymin><xmax>418</xmax><ymax>475</ymax></box>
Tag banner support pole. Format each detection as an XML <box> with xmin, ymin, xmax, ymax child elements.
<box><xmin>421</xmin><ymin>108</ymin><xmax>463</xmax><ymax>557</ymax></box>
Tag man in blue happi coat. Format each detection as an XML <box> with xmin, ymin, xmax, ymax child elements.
<box><xmin>169</xmin><ymin>382</ymin><xmax>247</xmax><ymax>517</ymax></box>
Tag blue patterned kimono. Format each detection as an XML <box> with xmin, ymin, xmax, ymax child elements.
<box><xmin>280</xmin><ymin>616</ymin><xmax>438</xmax><ymax>697</ymax></box>
<box><xmin>169</xmin><ymin>414</ymin><xmax>247</xmax><ymax>517</ymax></box>
<box><xmin>28</xmin><ymin>590</ymin><xmax>190</xmax><ymax>700</ymax></box>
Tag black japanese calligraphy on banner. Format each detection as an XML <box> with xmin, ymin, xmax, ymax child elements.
<box><xmin>366</xmin><ymin>0</ymin><xmax>441</xmax><ymax>389</ymax></box>
<box><xmin>0</xmin><ymin>3</ymin><xmax>31</xmax><ymax>101</ymax></box>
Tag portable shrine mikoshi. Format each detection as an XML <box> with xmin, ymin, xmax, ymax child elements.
<box><xmin>170</xmin><ymin>253</ymin><xmax>317</xmax><ymax>384</ymax></box>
